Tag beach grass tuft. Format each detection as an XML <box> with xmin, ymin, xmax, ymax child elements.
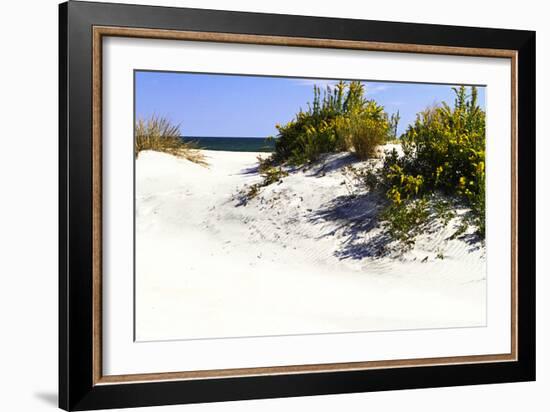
<box><xmin>135</xmin><ymin>115</ymin><xmax>207</xmax><ymax>166</ymax></box>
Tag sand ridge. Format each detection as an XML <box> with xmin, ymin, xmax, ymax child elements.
<box><xmin>135</xmin><ymin>148</ymin><xmax>486</xmax><ymax>341</ymax></box>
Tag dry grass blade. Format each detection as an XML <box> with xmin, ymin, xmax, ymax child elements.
<box><xmin>135</xmin><ymin>115</ymin><xmax>207</xmax><ymax>166</ymax></box>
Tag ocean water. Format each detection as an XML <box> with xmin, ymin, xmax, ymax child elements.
<box><xmin>182</xmin><ymin>136</ymin><xmax>275</xmax><ymax>152</ymax></box>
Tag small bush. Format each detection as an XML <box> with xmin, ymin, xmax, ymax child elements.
<box><xmin>344</xmin><ymin>86</ymin><xmax>486</xmax><ymax>246</ymax></box>
<box><xmin>380</xmin><ymin>198</ymin><xmax>429</xmax><ymax>247</ymax></box>
<box><xmin>246</xmin><ymin>166</ymin><xmax>289</xmax><ymax>200</ymax></box>
<box><xmin>135</xmin><ymin>115</ymin><xmax>206</xmax><ymax>165</ymax></box>
<box><xmin>380</xmin><ymin>86</ymin><xmax>486</xmax><ymax>238</ymax></box>
<box><xmin>350</xmin><ymin>117</ymin><xmax>389</xmax><ymax>159</ymax></box>
<box><xmin>272</xmin><ymin>81</ymin><xmax>392</xmax><ymax>165</ymax></box>
<box><xmin>334</xmin><ymin>103</ymin><xmax>389</xmax><ymax>160</ymax></box>
<box><xmin>272</xmin><ymin>83</ymin><xmax>345</xmax><ymax>165</ymax></box>
<box><xmin>262</xmin><ymin>166</ymin><xmax>289</xmax><ymax>186</ymax></box>
<box><xmin>433</xmin><ymin>197</ymin><xmax>457</xmax><ymax>225</ymax></box>
<box><xmin>257</xmin><ymin>155</ymin><xmax>274</xmax><ymax>174</ymax></box>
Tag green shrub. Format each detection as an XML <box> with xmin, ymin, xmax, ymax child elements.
<box><xmin>346</xmin><ymin>86</ymin><xmax>486</xmax><ymax>245</ymax></box>
<box><xmin>433</xmin><ymin>197</ymin><xmax>457</xmax><ymax>225</ymax></box>
<box><xmin>381</xmin><ymin>86</ymin><xmax>486</xmax><ymax>237</ymax></box>
<box><xmin>400</xmin><ymin>86</ymin><xmax>485</xmax><ymax>197</ymax></box>
<box><xmin>380</xmin><ymin>198</ymin><xmax>429</xmax><ymax>247</ymax></box>
<box><xmin>261</xmin><ymin>166</ymin><xmax>289</xmax><ymax>186</ymax></box>
<box><xmin>334</xmin><ymin>102</ymin><xmax>389</xmax><ymax>159</ymax></box>
<box><xmin>272</xmin><ymin>83</ymin><xmax>344</xmax><ymax>164</ymax></box>
<box><xmin>246</xmin><ymin>166</ymin><xmax>289</xmax><ymax>200</ymax></box>
<box><xmin>135</xmin><ymin>115</ymin><xmax>206</xmax><ymax>165</ymax></box>
<box><xmin>272</xmin><ymin>81</ymin><xmax>392</xmax><ymax>164</ymax></box>
<box><xmin>388</xmin><ymin>110</ymin><xmax>401</xmax><ymax>142</ymax></box>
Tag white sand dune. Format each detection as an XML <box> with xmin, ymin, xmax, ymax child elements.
<box><xmin>135</xmin><ymin>148</ymin><xmax>486</xmax><ymax>341</ymax></box>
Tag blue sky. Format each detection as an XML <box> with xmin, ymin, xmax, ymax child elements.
<box><xmin>135</xmin><ymin>71</ymin><xmax>486</xmax><ymax>137</ymax></box>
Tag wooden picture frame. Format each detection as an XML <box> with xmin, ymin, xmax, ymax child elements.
<box><xmin>59</xmin><ymin>1</ymin><xmax>535</xmax><ymax>410</ymax></box>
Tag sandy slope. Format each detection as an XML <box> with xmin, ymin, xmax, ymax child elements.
<box><xmin>135</xmin><ymin>149</ymin><xmax>486</xmax><ymax>341</ymax></box>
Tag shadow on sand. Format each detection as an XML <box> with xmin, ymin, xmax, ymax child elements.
<box><xmin>449</xmin><ymin>231</ymin><xmax>485</xmax><ymax>254</ymax></box>
<box><xmin>239</xmin><ymin>152</ymin><xmax>360</xmax><ymax>178</ymax></box>
<box><xmin>310</xmin><ymin>192</ymin><xmax>395</xmax><ymax>260</ymax></box>
<box><xmin>238</xmin><ymin>164</ymin><xmax>260</xmax><ymax>176</ymax></box>
<box><xmin>234</xmin><ymin>152</ymin><xmax>484</xmax><ymax>260</ymax></box>
<box><xmin>304</xmin><ymin>153</ymin><xmax>359</xmax><ymax>177</ymax></box>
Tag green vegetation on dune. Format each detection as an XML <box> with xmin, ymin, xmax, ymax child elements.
<box><xmin>256</xmin><ymin>83</ymin><xmax>486</xmax><ymax>248</ymax></box>
<box><xmin>352</xmin><ymin>86</ymin><xmax>486</xmax><ymax>244</ymax></box>
<box><xmin>272</xmin><ymin>81</ymin><xmax>393</xmax><ymax>164</ymax></box>
<box><xmin>136</xmin><ymin>83</ymin><xmax>486</xmax><ymax>250</ymax></box>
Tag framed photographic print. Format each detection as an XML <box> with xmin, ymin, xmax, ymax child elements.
<box><xmin>59</xmin><ymin>1</ymin><xmax>536</xmax><ymax>410</ymax></box>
